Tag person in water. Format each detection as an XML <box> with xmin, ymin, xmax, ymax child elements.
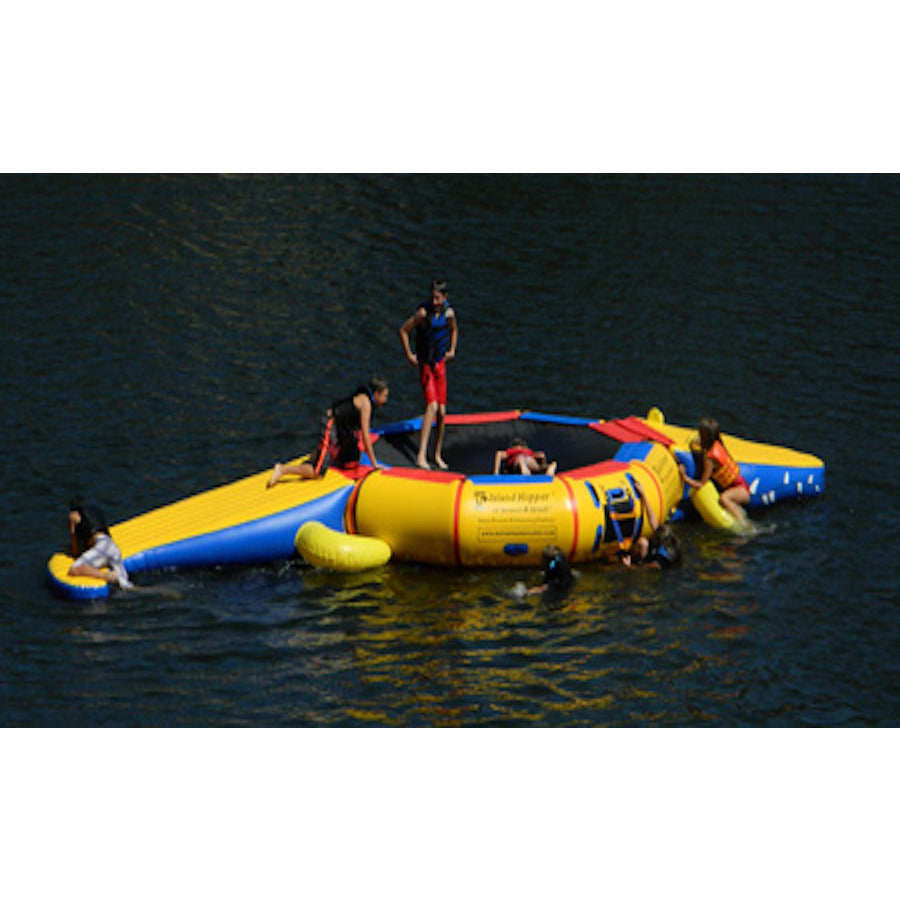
<box><xmin>619</xmin><ymin>480</ymin><xmax>682</xmax><ymax>569</ymax></box>
<box><xmin>525</xmin><ymin>545</ymin><xmax>575</xmax><ymax>597</ymax></box>
<box><xmin>68</xmin><ymin>497</ymin><xmax>133</xmax><ymax>588</ymax></box>
<box><xmin>268</xmin><ymin>377</ymin><xmax>389</xmax><ymax>486</ymax></box>
<box><xmin>399</xmin><ymin>279</ymin><xmax>458</xmax><ymax>470</ymax></box>
<box><xmin>493</xmin><ymin>439</ymin><xmax>558</xmax><ymax>476</ymax></box>
<box><xmin>678</xmin><ymin>416</ymin><xmax>751</xmax><ymax>524</ymax></box>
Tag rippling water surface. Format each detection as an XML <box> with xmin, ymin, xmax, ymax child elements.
<box><xmin>1</xmin><ymin>174</ymin><xmax>897</xmax><ymax>726</ymax></box>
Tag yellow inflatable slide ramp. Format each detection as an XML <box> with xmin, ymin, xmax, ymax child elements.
<box><xmin>47</xmin><ymin>461</ymin><xmax>358</xmax><ymax>600</ymax></box>
<box><xmin>641</xmin><ymin>408</ymin><xmax>825</xmax><ymax>512</ymax></box>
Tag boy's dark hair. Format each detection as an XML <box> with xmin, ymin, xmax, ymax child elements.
<box><xmin>369</xmin><ymin>375</ymin><xmax>389</xmax><ymax>394</ymax></box>
<box><xmin>431</xmin><ymin>278</ymin><xmax>449</xmax><ymax>296</ymax></box>
<box><xmin>650</xmin><ymin>525</ymin><xmax>682</xmax><ymax>568</ymax></box>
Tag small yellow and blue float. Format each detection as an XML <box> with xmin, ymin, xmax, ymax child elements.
<box><xmin>47</xmin><ymin>409</ymin><xmax>825</xmax><ymax>599</ymax></box>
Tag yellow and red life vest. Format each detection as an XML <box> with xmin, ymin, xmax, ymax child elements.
<box><xmin>708</xmin><ymin>440</ymin><xmax>741</xmax><ymax>489</ymax></box>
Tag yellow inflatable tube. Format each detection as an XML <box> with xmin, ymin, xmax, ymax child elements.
<box><xmin>346</xmin><ymin>442</ymin><xmax>683</xmax><ymax>567</ymax></box>
<box><xmin>295</xmin><ymin>521</ymin><xmax>392</xmax><ymax>571</ymax></box>
<box><xmin>689</xmin><ymin>480</ymin><xmax>742</xmax><ymax>532</ymax></box>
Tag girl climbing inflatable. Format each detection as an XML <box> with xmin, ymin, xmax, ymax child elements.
<box><xmin>679</xmin><ymin>417</ymin><xmax>751</xmax><ymax>524</ymax></box>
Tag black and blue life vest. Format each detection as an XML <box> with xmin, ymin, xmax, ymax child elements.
<box><xmin>647</xmin><ymin>527</ymin><xmax>681</xmax><ymax>568</ymax></box>
<box><xmin>542</xmin><ymin>547</ymin><xmax>574</xmax><ymax>591</ymax></box>
<box><xmin>415</xmin><ymin>301</ymin><xmax>453</xmax><ymax>365</ymax></box>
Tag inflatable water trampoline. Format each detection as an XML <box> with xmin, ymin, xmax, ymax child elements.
<box><xmin>47</xmin><ymin>409</ymin><xmax>825</xmax><ymax>600</ymax></box>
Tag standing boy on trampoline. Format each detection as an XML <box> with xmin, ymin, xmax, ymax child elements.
<box><xmin>399</xmin><ymin>279</ymin><xmax>458</xmax><ymax>470</ymax></box>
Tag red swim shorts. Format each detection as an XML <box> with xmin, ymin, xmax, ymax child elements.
<box><xmin>732</xmin><ymin>475</ymin><xmax>751</xmax><ymax>493</ymax></box>
<box><xmin>311</xmin><ymin>415</ymin><xmax>359</xmax><ymax>475</ymax></box>
<box><xmin>418</xmin><ymin>359</ymin><xmax>447</xmax><ymax>406</ymax></box>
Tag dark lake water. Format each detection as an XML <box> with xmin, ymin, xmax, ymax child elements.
<box><xmin>1</xmin><ymin>174</ymin><xmax>898</xmax><ymax>729</ymax></box>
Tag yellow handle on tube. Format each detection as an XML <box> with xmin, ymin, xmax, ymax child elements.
<box><xmin>690</xmin><ymin>480</ymin><xmax>741</xmax><ymax>531</ymax></box>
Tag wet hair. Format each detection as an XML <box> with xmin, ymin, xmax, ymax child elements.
<box><xmin>369</xmin><ymin>375</ymin><xmax>389</xmax><ymax>394</ymax></box>
<box><xmin>697</xmin><ymin>417</ymin><xmax>722</xmax><ymax>451</ymax></box>
<box><xmin>541</xmin><ymin>545</ymin><xmax>573</xmax><ymax>589</ymax></box>
<box><xmin>68</xmin><ymin>497</ymin><xmax>109</xmax><ymax>551</ymax></box>
<box><xmin>623</xmin><ymin>536</ymin><xmax>648</xmax><ymax>564</ymax></box>
<box><xmin>431</xmin><ymin>278</ymin><xmax>449</xmax><ymax>296</ymax></box>
<box><xmin>649</xmin><ymin>524</ymin><xmax>682</xmax><ymax>568</ymax></box>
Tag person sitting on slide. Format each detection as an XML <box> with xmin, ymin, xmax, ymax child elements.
<box><xmin>68</xmin><ymin>497</ymin><xmax>133</xmax><ymax>588</ymax></box>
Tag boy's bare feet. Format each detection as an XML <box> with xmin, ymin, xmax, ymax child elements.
<box><xmin>267</xmin><ymin>463</ymin><xmax>283</xmax><ymax>488</ymax></box>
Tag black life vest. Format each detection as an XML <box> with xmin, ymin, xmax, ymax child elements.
<box><xmin>329</xmin><ymin>385</ymin><xmax>373</xmax><ymax>439</ymax></box>
<box><xmin>542</xmin><ymin>546</ymin><xmax>574</xmax><ymax>596</ymax></box>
